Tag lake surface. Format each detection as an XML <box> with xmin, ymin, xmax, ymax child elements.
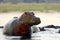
<box><xmin>1</xmin><ymin>28</ymin><xmax>60</xmax><ymax>40</ymax></box>
<box><xmin>0</xmin><ymin>12</ymin><xmax>60</xmax><ymax>40</ymax></box>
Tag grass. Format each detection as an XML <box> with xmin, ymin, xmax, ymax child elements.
<box><xmin>0</xmin><ymin>4</ymin><xmax>60</xmax><ymax>12</ymax></box>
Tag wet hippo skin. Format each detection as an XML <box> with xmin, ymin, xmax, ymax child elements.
<box><xmin>3</xmin><ymin>12</ymin><xmax>41</xmax><ymax>39</ymax></box>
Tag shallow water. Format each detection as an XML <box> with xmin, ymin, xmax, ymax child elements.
<box><xmin>1</xmin><ymin>28</ymin><xmax>60</xmax><ymax>40</ymax></box>
<box><xmin>0</xmin><ymin>12</ymin><xmax>60</xmax><ymax>40</ymax></box>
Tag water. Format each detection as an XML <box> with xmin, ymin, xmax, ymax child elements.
<box><xmin>0</xmin><ymin>28</ymin><xmax>60</xmax><ymax>40</ymax></box>
<box><xmin>0</xmin><ymin>12</ymin><xmax>60</xmax><ymax>40</ymax></box>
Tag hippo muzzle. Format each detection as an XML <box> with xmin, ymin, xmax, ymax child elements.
<box><xmin>34</xmin><ymin>17</ymin><xmax>41</xmax><ymax>25</ymax></box>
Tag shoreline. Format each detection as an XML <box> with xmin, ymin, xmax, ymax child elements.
<box><xmin>0</xmin><ymin>12</ymin><xmax>60</xmax><ymax>27</ymax></box>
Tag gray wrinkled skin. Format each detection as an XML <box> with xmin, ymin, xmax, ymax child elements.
<box><xmin>3</xmin><ymin>12</ymin><xmax>41</xmax><ymax>36</ymax></box>
<box><xmin>3</xmin><ymin>17</ymin><xmax>18</xmax><ymax>35</ymax></box>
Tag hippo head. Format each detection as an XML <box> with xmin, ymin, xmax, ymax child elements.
<box><xmin>19</xmin><ymin>12</ymin><xmax>41</xmax><ymax>26</ymax></box>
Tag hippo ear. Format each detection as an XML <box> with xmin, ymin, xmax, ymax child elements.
<box><xmin>24</xmin><ymin>12</ymin><xmax>28</xmax><ymax>15</ymax></box>
<box><xmin>31</xmin><ymin>12</ymin><xmax>34</xmax><ymax>15</ymax></box>
<box><xmin>20</xmin><ymin>12</ymin><xmax>27</xmax><ymax>18</ymax></box>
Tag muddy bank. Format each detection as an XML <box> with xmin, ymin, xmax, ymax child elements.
<box><xmin>0</xmin><ymin>12</ymin><xmax>60</xmax><ymax>27</ymax></box>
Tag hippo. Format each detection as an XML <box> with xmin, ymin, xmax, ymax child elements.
<box><xmin>39</xmin><ymin>27</ymin><xmax>46</xmax><ymax>31</ymax></box>
<box><xmin>3</xmin><ymin>12</ymin><xmax>41</xmax><ymax>39</ymax></box>
<box><xmin>44</xmin><ymin>25</ymin><xmax>60</xmax><ymax>29</ymax></box>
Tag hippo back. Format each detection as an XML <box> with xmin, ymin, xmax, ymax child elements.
<box><xmin>3</xmin><ymin>17</ymin><xmax>18</xmax><ymax>35</ymax></box>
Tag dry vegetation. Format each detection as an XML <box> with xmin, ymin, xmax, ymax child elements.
<box><xmin>0</xmin><ymin>4</ymin><xmax>60</xmax><ymax>12</ymax></box>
